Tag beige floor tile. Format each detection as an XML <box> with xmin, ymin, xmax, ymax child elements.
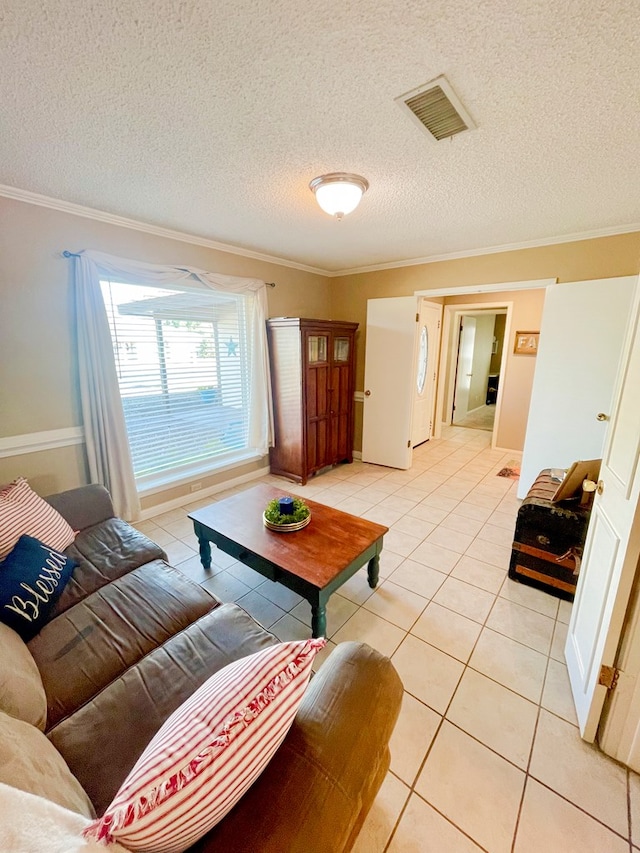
<box><xmin>453</xmin><ymin>501</ymin><xmax>494</xmax><ymax>523</ymax></box>
<box><xmin>529</xmin><ymin>709</ymin><xmax>628</xmax><ymax>836</ymax></box>
<box><xmin>463</xmin><ymin>491</ymin><xmax>502</xmax><ymax>510</ymax></box>
<box><xmin>411</xmin><ymin>602</ymin><xmax>481</xmax><ymax>663</ymax></box>
<box><xmin>450</xmin><ymin>554</ymin><xmax>505</xmax><ymax>594</ymax></box>
<box><xmin>541</xmin><ymin>658</ymin><xmax>578</xmax><ymax>726</ymax></box>
<box><xmin>469</xmin><ymin>628</ymin><xmax>548</xmax><ymax>703</ymax></box>
<box><xmin>465</xmin><ymin>537</ymin><xmax>512</xmax><ymax>568</ymax></box>
<box><xmin>557</xmin><ymin>599</ymin><xmax>573</xmax><ymax>624</ymax></box>
<box><xmin>290</xmin><ymin>593</ymin><xmax>358</xmax><ymax>637</ymax></box>
<box><xmin>487</xmin><ymin>509</ymin><xmax>518</xmax><ymax>530</ymax></box>
<box><xmin>201</xmin><ymin>570</ymin><xmax>252</xmax><ymax>603</ymax></box>
<box><xmin>153</xmin><ymin>507</ymin><xmax>191</xmax><ymax>526</ymax></box>
<box><xmin>487</xmin><ymin>597</ymin><xmax>555</xmax><ymax>654</ymax></box>
<box><xmin>391</xmin><ymin>515</ymin><xmax>436</xmax><ymax>540</ymax></box>
<box><xmin>378</xmin><ymin>494</ymin><xmax>424</xmax><ymax>515</ymax></box>
<box><xmin>163</xmin><ymin>539</ymin><xmax>197</xmax><ymax>565</ymax></box>
<box><xmin>476</xmin><ymin>522</ymin><xmax>515</xmax><ymax>548</ymax></box>
<box><xmin>409</xmin><ymin>541</ymin><xmax>460</xmax><ymax>574</ymax></box>
<box><xmin>388</xmin><ymin>793</ymin><xmax>483</xmax><ymax>852</ymax></box>
<box><xmin>352</xmin><ymin>773</ymin><xmax>410</xmax><ymax>853</ymax></box>
<box><xmin>332</xmin><ymin>608</ymin><xmax>406</xmax><ymax>658</ymax></box>
<box><xmin>393</xmin><ymin>485</ymin><xmax>431</xmax><ymax>503</ymax></box>
<box><xmin>499</xmin><ymin>577</ymin><xmax>559</xmax><ymax>618</ymax></box>
<box><xmin>388</xmin><ymin>559</ymin><xmax>447</xmax><ymax>600</ymax></box>
<box><xmin>392</xmin><ymin>635</ymin><xmax>464</xmax><ymax>714</ymax></box>
<box><xmin>421</xmin><ymin>493</ymin><xmax>460</xmax><ymax>512</ymax></box>
<box><xmin>363</xmin><ymin>581</ymin><xmax>428</xmax><ymax>630</ymax></box>
<box><xmin>430</xmin><ymin>482</ymin><xmax>473</xmax><ymax>501</ymax></box>
<box><xmin>378</xmin><ymin>549</ymin><xmax>404</xmax><ymax>578</ymax></box>
<box><xmin>256</xmin><ymin>578</ymin><xmax>304</xmax><ymax>610</ymax></box>
<box><xmin>362</xmin><ymin>505</ymin><xmax>405</xmax><ymax>526</ymax></box>
<box><xmin>149</xmin><ymin>526</ymin><xmax>177</xmax><ymax>547</ymax></box>
<box><xmin>236</xmin><ymin>590</ymin><xmax>285</xmax><ymax>628</ymax></box>
<box><xmin>337</xmin><ymin>568</ymin><xmax>377</xmax><ymax>605</ymax></box>
<box><xmin>550</xmin><ymin>619</ymin><xmax>569</xmax><ymax>662</ymax></box>
<box><xmin>514</xmin><ymin>778</ymin><xmax>628</xmax><ymax>853</ymax></box>
<box><xmin>390</xmin><ymin>693</ymin><xmax>441</xmax><ymax>785</ymax></box>
<box><xmin>440</xmin><ymin>512</ymin><xmax>484</xmax><ymax>537</ymax></box>
<box><xmin>163</xmin><ymin>516</ymin><xmax>194</xmax><ymax>540</ymax></box>
<box><xmin>269</xmin><ymin>613</ymin><xmax>311</xmax><ymax>641</ymax></box>
<box><xmin>225</xmin><ymin>561</ymin><xmax>265</xmax><ymax>589</ymax></box>
<box><xmin>425</xmin><ymin>525</ymin><xmax>474</xmax><ymax>554</ymax></box>
<box><xmin>433</xmin><ymin>576</ymin><xmax>495</xmax><ymax>624</ymax></box>
<box><xmin>355</xmin><ymin>486</ymin><xmax>393</xmax><ymax>504</ymax></box>
<box><xmin>447</xmin><ymin>668</ymin><xmax>538</xmax><ymax>768</ymax></box>
<box><xmin>407</xmin><ymin>502</ymin><xmax>449</xmax><ymax>524</ymax></box>
<box><xmin>132</xmin><ymin>519</ymin><xmax>161</xmax><ymax>536</ymax></box>
<box><xmin>384</xmin><ymin>529</ymin><xmax>424</xmax><ymax>558</ymax></box>
<box><xmin>335</xmin><ymin>495</ymin><xmax>375</xmax><ymax>516</ymax></box>
<box><xmin>328</xmin><ymin>479</ymin><xmax>366</xmax><ymax>496</ymax></box>
<box><xmin>416</xmin><ymin>722</ymin><xmax>525</xmax><ymax>853</ymax></box>
<box><xmin>209</xmin><ymin>547</ymin><xmax>237</xmax><ymax>569</ymax></box>
<box><xmin>175</xmin><ymin>555</ymin><xmax>224</xmax><ymax>584</ymax></box>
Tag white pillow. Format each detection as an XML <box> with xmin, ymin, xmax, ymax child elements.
<box><xmin>0</xmin><ymin>783</ymin><xmax>127</xmax><ymax>853</ymax></box>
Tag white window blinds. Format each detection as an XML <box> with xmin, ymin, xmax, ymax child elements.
<box><xmin>100</xmin><ymin>279</ymin><xmax>256</xmax><ymax>482</ymax></box>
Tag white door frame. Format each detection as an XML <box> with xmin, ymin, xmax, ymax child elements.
<box><xmin>435</xmin><ymin>301</ymin><xmax>514</xmax><ymax>449</ymax></box>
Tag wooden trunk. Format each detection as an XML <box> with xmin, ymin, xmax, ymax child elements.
<box><xmin>267</xmin><ymin>318</ymin><xmax>358</xmax><ymax>484</ymax></box>
<box><xmin>509</xmin><ymin>470</ymin><xmax>592</xmax><ymax>601</ymax></box>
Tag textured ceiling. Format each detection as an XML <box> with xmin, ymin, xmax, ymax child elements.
<box><xmin>1</xmin><ymin>0</ymin><xmax>640</xmax><ymax>273</ymax></box>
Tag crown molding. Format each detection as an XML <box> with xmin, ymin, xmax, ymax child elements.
<box><xmin>0</xmin><ymin>184</ymin><xmax>328</xmax><ymax>277</ymax></box>
<box><xmin>3</xmin><ymin>183</ymin><xmax>639</xmax><ymax>280</ymax></box>
<box><xmin>326</xmin><ymin>222</ymin><xmax>640</xmax><ymax>277</ymax></box>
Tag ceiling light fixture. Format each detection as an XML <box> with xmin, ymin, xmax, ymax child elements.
<box><xmin>309</xmin><ymin>172</ymin><xmax>369</xmax><ymax>220</ymax></box>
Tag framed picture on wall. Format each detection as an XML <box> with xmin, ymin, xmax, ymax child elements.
<box><xmin>513</xmin><ymin>330</ymin><xmax>539</xmax><ymax>355</ymax></box>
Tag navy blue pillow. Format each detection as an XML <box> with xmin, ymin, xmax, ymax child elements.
<box><xmin>0</xmin><ymin>534</ymin><xmax>76</xmax><ymax>640</ymax></box>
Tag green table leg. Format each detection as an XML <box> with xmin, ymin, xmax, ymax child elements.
<box><xmin>197</xmin><ymin>536</ymin><xmax>212</xmax><ymax>569</ymax></box>
<box><xmin>367</xmin><ymin>554</ymin><xmax>380</xmax><ymax>589</ymax></box>
<box><xmin>311</xmin><ymin>603</ymin><xmax>327</xmax><ymax>638</ymax></box>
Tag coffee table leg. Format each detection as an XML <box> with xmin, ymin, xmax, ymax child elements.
<box><xmin>311</xmin><ymin>603</ymin><xmax>327</xmax><ymax>638</ymax></box>
<box><xmin>367</xmin><ymin>554</ymin><xmax>380</xmax><ymax>589</ymax></box>
<box><xmin>198</xmin><ymin>537</ymin><xmax>212</xmax><ymax>569</ymax></box>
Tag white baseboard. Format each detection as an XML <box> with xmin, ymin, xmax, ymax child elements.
<box><xmin>139</xmin><ymin>464</ymin><xmax>270</xmax><ymax>521</ymax></box>
<box><xmin>352</xmin><ymin>450</ymin><xmax>362</xmax><ymax>460</ymax></box>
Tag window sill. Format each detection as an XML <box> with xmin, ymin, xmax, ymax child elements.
<box><xmin>137</xmin><ymin>450</ymin><xmax>267</xmax><ymax>497</ymax></box>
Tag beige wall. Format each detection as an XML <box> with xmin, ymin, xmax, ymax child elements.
<box><xmin>0</xmin><ymin>197</ymin><xmax>331</xmax><ymax>504</ymax></box>
<box><xmin>329</xmin><ymin>232</ymin><xmax>640</xmax><ymax>451</ymax></box>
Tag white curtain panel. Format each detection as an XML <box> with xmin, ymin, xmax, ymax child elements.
<box><xmin>73</xmin><ymin>250</ymin><xmax>274</xmax><ymax>521</ymax></box>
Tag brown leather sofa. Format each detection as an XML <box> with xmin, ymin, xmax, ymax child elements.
<box><xmin>20</xmin><ymin>484</ymin><xmax>403</xmax><ymax>852</ymax></box>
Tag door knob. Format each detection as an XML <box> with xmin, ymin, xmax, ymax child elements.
<box><xmin>597</xmin><ymin>480</ymin><xmax>605</xmax><ymax>495</ymax></box>
<box><xmin>596</xmin><ymin>413</ymin><xmax>609</xmax><ymax>421</ymax></box>
<box><xmin>364</xmin><ymin>390</ymin><xmax>371</xmax><ymax>397</ymax></box>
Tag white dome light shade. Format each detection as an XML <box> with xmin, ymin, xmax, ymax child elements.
<box><xmin>309</xmin><ymin>173</ymin><xmax>369</xmax><ymax>220</ymax></box>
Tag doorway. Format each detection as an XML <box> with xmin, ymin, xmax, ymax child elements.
<box><xmin>450</xmin><ymin>310</ymin><xmax>507</xmax><ymax>433</ymax></box>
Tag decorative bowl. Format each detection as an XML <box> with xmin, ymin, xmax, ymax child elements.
<box><xmin>263</xmin><ymin>511</ymin><xmax>311</xmax><ymax>533</ymax></box>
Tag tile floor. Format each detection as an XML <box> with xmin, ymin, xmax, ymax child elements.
<box><xmin>135</xmin><ymin>426</ymin><xmax>640</xmax><ymax>852</ymax></box>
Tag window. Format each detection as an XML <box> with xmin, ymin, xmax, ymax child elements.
<box><xmin>100</xmin><ymin>279</ymin><xmax>258</xmax><ymax>485</ymax></box>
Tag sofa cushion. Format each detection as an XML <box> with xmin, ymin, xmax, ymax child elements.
<box><xmin>29</xmin><ymin>560</ymin><xmax>219</xmax><ymax>728</ymax></box>
<box><xmin>0</xmin><ymin>478</ymin><xmax>75</xmax><ymax>560</ymax></box>
<box><xmin>84</xmin><ymin>637</ymin><xmax>325</xmax><ymax>852</ymax></box>
<box><xmin>0</xmin><ymin>622</ymin><xmax>47</xmax><ymax>730</ymax></box>
<box><xmin>0</xmin><ymin>783</ymin><xmax>127</xmax><ymax>853</ymax></box>
<box><xmin>0</xmin><ymin>711</ymin><xmax>95</xmax><ymax>818</ymax></box>
<box><xmin>52</xmin><ymin>519</ymin><xmax>167</xmax><ymax>619</ymax></box>
<box><xmin>0</xmin><ymin>535</ymin><xmax>76</xmax><ymax>640</ymax></box>
<box><xmin>48</xmin><ymin>603</ymin><xmax>279</xmax><ymax>816</ymax></box>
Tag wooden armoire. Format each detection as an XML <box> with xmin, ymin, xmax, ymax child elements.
<box><xmin>267</xmin><ymin>318</ymin><xmax>358</xmax><ymax>484</ymax></box>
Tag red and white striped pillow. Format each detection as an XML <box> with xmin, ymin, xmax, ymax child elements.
<box><xmin>0</xmin><ymin>478</ymin><xmax>75</xmax><ymax>560</ymax></box>
<box><xmin>83</xmin><ymin>637</ymin><xmax>325</xmax><ymax>853</ymax></box>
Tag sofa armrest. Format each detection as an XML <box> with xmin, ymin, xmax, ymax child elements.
<box><xmin>192</xmin><ymin>641</ymin><xmax>403</xmax><ymax>853</ymax></box>
<box><xmin>45</xmin><ymin>485</ymin><xmax>115</xmax><ymax>533</ymax></box>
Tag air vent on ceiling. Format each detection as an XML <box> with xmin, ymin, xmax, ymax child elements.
<box><xmin>395</xmin><ymin>75</ymin><xmax>476</xmax><ymax>141</ymax></box>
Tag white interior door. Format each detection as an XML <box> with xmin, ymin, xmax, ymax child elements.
<box><xmin>566</xmin><ymin>276</ymin><xmax>640</xmax><ymax>742</ymax></box>
<box><xmin>412</xmin><ymin>300</ymin><xmax>442</xmax><ymax>447</ymax></box>
<box><xmin>362</xmin><ymin>296</ymin><xmax>417</xmax><ymax>469</ymax></box>
<box><xmin>453</xmin><ymin>316</ymin><xmax>476</xmax><ymax>423</ymax></box>
<box><xmin>519</xmin><ymin>277</ymin><xmax>636</xmax><ymax>497</ymax></box>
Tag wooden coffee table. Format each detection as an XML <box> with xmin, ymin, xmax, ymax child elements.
<box><xmin>188</xmin><ymin>483</ymin><xmax>388</xmax><ymax>637</ymax></box>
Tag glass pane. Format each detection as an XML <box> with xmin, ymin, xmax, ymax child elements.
<box><xmin>334</xmin><ymin>337</ymin><xmax>350</xmax><ymax>362</ymax></box>
<box><xmin>417</xmin><ymin>325</ymin><xmax>428</xmax><ymax>394</ymax></box>
<box><xmin>308</xmin><ymin>335</ymin><xmax>328</xmax><ymax>363</ymax></box>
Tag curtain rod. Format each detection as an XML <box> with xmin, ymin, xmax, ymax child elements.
<box><xmin>62</xmin><ymin>251</ymin><xmax>275</xmax><ymax>287</ymax></box>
